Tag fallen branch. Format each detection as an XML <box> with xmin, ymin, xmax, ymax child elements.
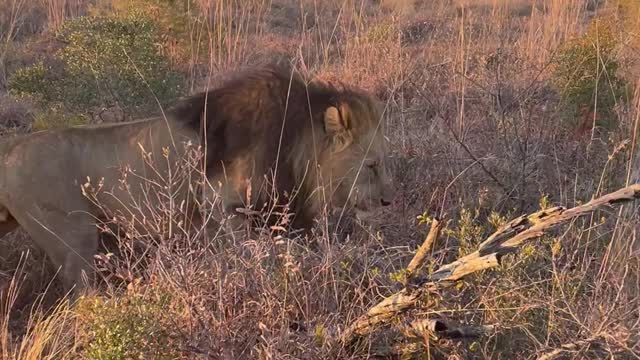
<box><xmin>340</xmin><ymin>184</ymin><xmax>640</xmax><ymax>346</ymax></box>
<box><xmin>340</xmin><ymin>217</ymin><xmax>446</xmax><ymax>343</ymax></box>
<box><xmin>537</xmin><ymin>334</ymin><xmax>604</xmax><ymax>360</ymax></box>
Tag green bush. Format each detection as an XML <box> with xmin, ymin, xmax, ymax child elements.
<box><xmin>91</xmin><ymin>0</ymin><xmax>201</xmax><ymax>65</ymax></box>
<box><xmin>551</xmin><ymin>18</ymin><xmax>627</xmax><ymax>131</ymax></box>
<box><xmin>76</xmin><ymin>291</ymin><xmax>181</xmax><ymax>360</ymax></box>
<box><xmin>32</xmin><ymin>104</ymin><xmax>89</xmax><ymax>131</ymax></box>
<box><xmin>8</xmin><ymin>14</ymin><xmax>183</xmax><ymax>121</ymax></box>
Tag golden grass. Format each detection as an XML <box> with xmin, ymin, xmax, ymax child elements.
<box><xmin>1</xmin><ymin>254</ymin><xmax>76</xmax><ymax>360</ymax></box>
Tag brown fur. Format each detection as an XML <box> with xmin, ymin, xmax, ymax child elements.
<box><xmin>0</xmin><ymin>64</ymin><xmax>394</xmax><ymax>298</ymax></box>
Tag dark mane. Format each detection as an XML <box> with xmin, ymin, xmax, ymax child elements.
<box><xmin>169</xmin><ymin>64</ymin><xmax>358</xmax><ymax>173</ymax></box>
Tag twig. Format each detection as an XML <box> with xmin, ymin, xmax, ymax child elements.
<box><xmin>340</xmin><ymin>184</ymin><xmax>640</xmax><ymax>346</ymax></box>
<box><xmin>405</xmin><ymin>217</ymin><xmax>445</xmax><ymax>282</ymax></box>
<box><xmin>445</xmin><ymin>119</ymin><xmax>512</xmax><ymax>197</ymax></box>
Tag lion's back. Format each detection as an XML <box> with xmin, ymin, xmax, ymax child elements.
<box><xmin>0</xmin><ymin>124</ymin><xmax>127</xmax><ymax>192</ymax></box>
<box><xmin>0</xmin><ymin>131</ymin><xmax>78</xmax><ymax>198</ymax></box>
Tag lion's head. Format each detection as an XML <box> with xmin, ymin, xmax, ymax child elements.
<box><xmin>171</xmin><ymin>64</ymin><xmax>395</xmax><ymax>230</ymax></box>
<box><xmin>308</xmin><ymin>90</ymin><xmax>394</xmax><ymax>219</ymax></box>
<box><xmin>282</xmin><ymin>76</ymin><xmax>395</xmax><ymax>226</ymax></box>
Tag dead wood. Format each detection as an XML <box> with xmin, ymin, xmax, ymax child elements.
<box><xmin>340</xmin><ymin>184</ymin><xmax>640</xmax><ymax>346</ymax></box>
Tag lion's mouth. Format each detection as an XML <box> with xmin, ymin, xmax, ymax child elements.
<box><xmin>354</xmin><ymin>208</ymin><xmax>375</xmax><ymax>221</ymax></box>
<box><xmin>351</xmin><ymin>190</ymin><xmax>380</xmax><ymax>212</ymax></box>
<box><xmin>353</xmin><ymin>197</ymin><xmax>377</xmax><ymax>217</ymax></box>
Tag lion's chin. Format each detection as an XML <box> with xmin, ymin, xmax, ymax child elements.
<box><xmin>330</xmin><ymin>200</ymin><xmax>378</xmax><ymax>221</ymax></box>
<box><xmin>330</xmin><ymin>204</ymin><xmax>372</xmax><ymax>218</ymax></box>
<box><xmin>354</xmin><ymin>208</ymin><xmax>375</xmax><ymax>221</ymax></box>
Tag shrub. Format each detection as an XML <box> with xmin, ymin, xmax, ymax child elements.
<box><xmin>8</xmin><ymin>14</ymin><xmax>183</xmax><ymax>123</ymax></box>
<box><xmin>8</xmin><ymin>61</ymin><xmax>54</xmax><ymax>103</ymax></box>
<box><xmin>0</xmin><ymin>94</ymin><xmax>35</xmax><ymax>131</ymax></box>
<box><xmin>551</xmin><ymin>18</ymin><xmax>627</xmax><ymax>132</ymax></box>
<box><xmin>32</xmin><ymin>104</ymin><xmax>89</xmax><ymax>131</ymax></box>
<box><xmin>90</xmin><ymin>0</ymin><xmax>200</xmax><ymax>66</ymax></box>
<box><xmin>75</xmin><ymin>290</ymin><xmax>181</xmax><ymax>360</ymax></box>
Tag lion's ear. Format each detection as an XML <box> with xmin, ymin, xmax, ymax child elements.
<box><xmin>324</xmin><ymin>105</ymin><xmax>353</xmax><ymax>151</ymax></box>
<box><xmin>324</xmin><ymin>105</ymin><xmax>350</xmax><ymax>133</ymax></box>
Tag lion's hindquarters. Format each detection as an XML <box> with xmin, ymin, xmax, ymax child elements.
<box><xmin>2</xmin><ymin>135</ymin><xmax>101</xmax><ymax>296</ymax></box>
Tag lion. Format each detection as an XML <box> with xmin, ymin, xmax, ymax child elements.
<box><xmin>0</xmin><ymin>64</ymin><xmax>394</xmax><ymax>298</ymax></box>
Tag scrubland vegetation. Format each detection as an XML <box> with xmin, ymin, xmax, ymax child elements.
<box><xmin>1</xmin><ymin>0</ymin><xmax>640</xmax><ymax>358</ymax></box>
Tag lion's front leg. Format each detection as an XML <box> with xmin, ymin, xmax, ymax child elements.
<box><xmin>8</xmin><ymin>198</ymin><xmax>99</xmax><ymax>300</ymax></box>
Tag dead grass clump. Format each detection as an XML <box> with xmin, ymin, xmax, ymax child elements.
<box><xmin>0</xmin><ymin>94</ymin><xmax>34</xmax><ymax>133</ymax></box>
<box><xmin>379</xmin><ymin>0</ymin><xmax>415</xmax><ymax>18</ymax></box>
<box><xmin>1</xmin><ymin>255</ymin><xmax>76</xmax><ymax>360</ymax></box>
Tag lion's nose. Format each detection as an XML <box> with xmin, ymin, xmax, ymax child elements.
<box><xmin>380</xmin><ymin>198</ymin><xmax>392</xmax><ymax>207</ymax></box>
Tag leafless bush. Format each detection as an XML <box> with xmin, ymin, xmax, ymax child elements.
<box><xmin>0</xmin><ymin>94</ymin><xmax>34</xmax><ymax>134</ymax></box>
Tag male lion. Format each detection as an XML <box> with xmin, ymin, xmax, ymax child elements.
<box><xmin>0</xmin><ymin>64</ymin><xmax>394</xmax><ymax>298</ymax></box>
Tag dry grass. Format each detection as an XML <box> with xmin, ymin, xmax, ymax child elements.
<box><xmin>1</xmin><ymin>254</ymin><xmax>76</xmax><ymax>360</ymax></box>
<box><xmin>43</xmin><ymin>0</ymin><xmax>86</xmax><ymax>31</ymax></box>
<box><xmin>1</xmin><ymin>0</ymin><xmax>640</xmax><ymax>358</ymax></box>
